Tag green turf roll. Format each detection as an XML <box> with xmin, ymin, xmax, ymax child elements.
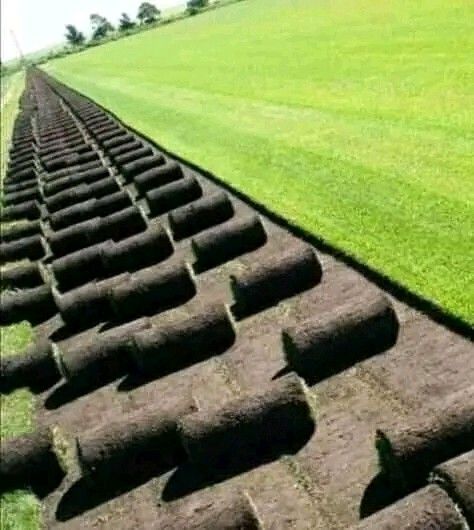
<box><xmin>0</xmin><ymin>284</ymin><xmax>56</xmax><ymax>325</ymax></box>
<box><xmin>131</xmin><ymin>303</ymin><xmax>236</xmax><ymax>374</ymax></box>
<box><xmin>348</xmin><ymin>485</ymin><xmax>467</xmax><ymax>530</ymax></box>
<box><xmin>146</xmin><ymin>176</ymin><xmax>203</xmax><ymax>217</ymax></box>
<box><xmin>0</xmin><ymin>338</ymin><xmax>60</xmax><ymax>393</ymax></box>
<box><xmin>376</xmin><ymin>385</ymin><xmax>474</xmax><ymax>490</ymax></box>
<box><xmin>0</xmin><ymin>427</ymin><xmax>65</xmax><ymax>493</ymax></box>
<box><xmin>178</xmin><ymin>373</ymin><xmax>315</xmax><ymax>472</ymax></box>
<box><xmin>168</xmin><ymin>191</ymin><xmax>234</xmax><ymax>240</ymax></box>
<box><xmin>191</xmin><ymin>214</ymin><xmax>267</xmax><ymax>271</ymax></box>
<box><xmin>0</xmin><ymin>234</ymin><xmax>46</xmax><ymax>264</ymax></box>
<box><xmin>76</xmin><ymin>396</ymin><xmax>198</xmax><ymax>476</ymax></box>
<box><xmin>283</xmin><ymin>293</ymin><xmax>399</xmax><ymax>379</ymax></box>
<box><xmin>431</xmin><ymin>450</ymin><xmax>474</xmax><ymax>526</ymax></box>
<box><xmin>231</xmin><ymin>243</ymin><xmax>322</xmax><ymax>316</ymax></box>
<box><xmin>156</xmin><ymin>492</ymin><xmax>263</xmax><ymax>530</ymax></box>
<box><xmin>134</xmin><ymin>161</ymin><xmax>184</xmax><ymax>195</ymax></box>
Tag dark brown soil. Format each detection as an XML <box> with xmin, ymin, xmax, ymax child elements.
<box><xmin>1</xmin><ymin>68</ymin><xmax>472</xmax><ymax>530</ymax></box>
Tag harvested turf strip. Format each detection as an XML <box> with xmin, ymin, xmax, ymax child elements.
<box><xmin>0</xmin><ymin>284</ymin><xmax>56</xmax><ymax>325</ymax></box>
<box><xmin>134</xmin><ymin>161</ymin><xmax>184</xmax><ymax>195</ymax></box>
<box><xmin>431</xmin><ymin>450</ymin><xmax>474</xmax><ymax>526</ymax></box>
<box><xmin>1</xmin><ymin>261</ymin><xmax>44</xmax><ymax>289</ymax></box>
<box><xmin>1</xmin><ymin>200</ymin><xmax>41</xmax><ymax>221</ymax></box>
<box><xmin>0</xmin><ymin>220</ymin><xmax>42</xmax><ymax>242</ymax></box>
<box><xmin>146</xmin><ymin>176</ymin><xmax>203</xmax><ymax>217</ymax></box>
<box><xmin>122</xmin><ymin>154</ymin><xmax>166</xmax><ymax>182</ymax></box>
<box><xmin>0</xmin><ymin>234</ymin><xmax>46</xmax><ymax>264</ymax></box>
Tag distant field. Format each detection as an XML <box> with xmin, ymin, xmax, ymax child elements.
<box><xmin>48</xmin><ymin>0</ymin><xmax>474</xmax><ymax>324</ymax></box>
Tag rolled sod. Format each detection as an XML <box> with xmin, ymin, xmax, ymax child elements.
<box><xmin>48</xmin><ymin>218</ymin><xmax>99</xmax><ymax>257</ymax></box>
<box><xmin>5</xmin><ymin>166</ymin><xmax>37</xmax><ymax>182</ymax></box>
<box><xmin>0</xmin><ymin>284</ymin><xmax>56</xmax><ymax>325</ymax></box>
<box><xmin>40</xmin><ymin>142</ymin><xmax>91</xmax><ymax>162</ymax></box>
<box><xmin>43</xmin><ymin>150</ymin><xmax>100</xmax><ymax>172</ymax></box>
<box><xmin>431</xmin><ymin>450</ymin><xmax>474</xmax><ymax>526</ymax></box>
<box><xmin>134</xmin><ymin>161</ymin><xmax>184</xmax><ymax>196</ymax></box>
<box><xmin>178</xmin><ymin>373</ymin><xmax>315</xmax><ymax>472</ymax></box>
<box><xmin>191</xmin><ymin>215</ymin><xmax>267</xmax><ymax>271</ymax></box>
<box><xmin>0</xmin><ymin>234</ymin><xmax>46</xmax><ymax>264</ymax></box>
<box><xmin>168</xmin><ymin>191</ymin><xmax>234</xmax><ymax>240</ymax></box>
<box><xmin>43</xmin><ymin>160</ymin><xmax>104</xmax><ymax>184</ymax></box>
<box><xmin>1</xmin><ymin>262</ymin><xmax>43</xmax><ymax>289</ymax></box>
<box><xmin>231</xmin><ymin>244</ymin><xmax>322</xmax><ymax>316</ymax></box>
<box><xmin>2</xmin><ymin>187</ymin><xmax>40</xmax><ymax>207</ymax></box>
<box><xmin>102</xmin><ymin>133</ymin><xmax>136</xmax><ymax>149</ymax></box>
<box><xmin>0</xmin><ymin>338</ymin><xmax>61</xmax><ymax>393</ymax></box>
<box><xmin>157</xmin><ymin>492</ymin><xmax>263</xmax><ymax>530</ymax></box>
<box><xmin>58</xmin><ymin>318</ymin><xmax>151</xmax><ymax>384</ymax></box>
<box><xmin>0</xmin><ymin>220</ymin><xmax>41</xmax><ymax>242</ymax></box>
<box><xmin>114</xmin><ymin>146</ymin><xmax>153</xmax><ymax>168</ymax></box>
<box><xmin>76</xmin><ymin>396</ymin><xmax>198</xmax><ymax>476</ymax></box>
<box><xmin>121</xmin><ymin>154</ymin><xmax>166</xmax><ymax>182</ymax></box>
<box><xmin>109</xmin><ymin>262</ymin><xmax>197</xmax><ymax>321</ymax></box>
<box><xmin>107</xmin><ymin>139</ymin><xmax>143</xmax><ymax>159</ymax></box>
<box><xmin>283</xmin><ymin>293</ymin><xmax>399</xmax><ymax>379</ymax></box>
<box><xmin>348</xmin><ymin>485</ymin><xmax>467</xmax><ymax>530</ymax></box>
<box><xmin>52</xmin><ymin>244</ymin><xmax>105</xmax><ymax>291</ymax></box>
<box><xmin>0</xmin><ymin>427</ymin><xmax>65</xmax><ymax>492</ymax></box>
<box><xmin>131</xmin><ymin>303</ymin><xmax>236</xmax><ymax>374</ymax></box>
<box><xmin>1</xmin><ymin>200</ymin><xmax>41</xmax><ymax>221</ymax></box>
<box><xmin>49</xmin><ymin>190</ymin><xmax>132</xmax><ymax>230</ymax></box>
<box><xmin>95</xmin><ymin>128</ymin><xmax>127</xmax><ymax>143</ymax></box>
<box><xmin>43</xmin><ymin>166</ymin><xmax>109</xmax><ymax>196</ymax></box>
<box><xmin>102</xmin><ymin>224</ymin><xmax>174</xmax><ymax>276</ymax></box>
<box><xmin>45</xmin><ymin>176</ymin><xmax>119</xmax><ymax>213</ymax></box>
<box><xmin>97</xmin><ymin>205</ymin><xmax>147</xmax><ymax>242</ymax></box>
<box><xmin>3</xmin><ymin>178</ymin><xmax>38</xmax><ymax>194</ymax></box>
<box><xmin>376</xmin><ymin>384</ymin><xmax>474</xmax><ymax>489</ymax></box>
<box><xmin>146</xmin><ymin>176</ymin><xmax>203</xmax><ymax>217</ymax></box>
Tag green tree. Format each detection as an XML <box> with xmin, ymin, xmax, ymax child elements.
<box><xmin>90</xmin><ymin>14</ymin><xmax>114</xmax><ymax>40</ymax></box>
<box><xmin>65</xmin><ymin>25</ymin><xmax>85</xmax><ymax>46</ymax></box>
<box><xmin>119</xmin><ymin>13</ymin><xmax>136</xmax><ymax>31</ymax></box>
<box><xmin>187</xmin><ymin>0</ymin><xmax>209</xmax><ymax>14</ymax></box>
<box><xmin>137</xmin><ymin>2</ymin><xmax>161</xmax><ymax>24</ymax></box>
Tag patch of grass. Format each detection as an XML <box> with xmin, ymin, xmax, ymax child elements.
<box><xmin>48</xmin><ymin>0</ymin><xmax>473</xmax><ymax>324</ymax></box>
<box><xmin>0</xmin><ymin>71</ymin><xmax>40</xmax><ymax>530</ymax></box>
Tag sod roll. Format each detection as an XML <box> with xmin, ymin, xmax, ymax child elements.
<box><xmin>108</xmin><ymin>139</ymin><xmax>143</xmax><ymax>159</ymax></box>
<box><xmin>348</xmin><ymin>484</ymin><xmax>467</xmax><ymax>530</ymax></box>
<box><xmin>131</xmin><ymin>304</ymin><xmax>236</xmax><ymax>374</ymax></box>
<box><xmin>121</xmin><ymin>154</ymin><xmax>166</xmax><ymax>182</ymax></box>
<box><xmin>102</xmin><ymin>225</ymin><xmax>173</xmax><ymax>276</ymax></box>
<box><xmin>146</xmin><ymin>176</ymin><xmax>203</xmax><ymax>217</ymax></box>
<box><xmin>431</xmin><ymin>450</ymin><xmax>474</xmax><ymax>526</ymax></box>
<box><xmin>97</xmin><ymin>205</ymin><xmax>147</xmax><ymax>242</ymax></box>
<box><xmin>179</xmin><ymin>373</ymin><xmax>315</xmax><ymax>471</ymax></box>
<box><xmin>2</xmin><ymin>187</ymin><xmax>40</xmax><ymax>206</ymax></box>
<box><xmin>283</xmin><ymin>293</ymin><xmax>399</xmax><ymax>378</ymax></box>
<box><xmin>0</xmin><ymin>428</ymin><xmax>64</xmax><ymax>492</ymax></box>
<box><xmin>103</xmin><ymin>133</ymin><xmax>136</xmax><ymax>149</ymax></box>
<box><xmin>51</xmin><ymin>244</ymin><xmax>105</xmax><ymax>291</ymax></box>
<box><xmin>1</xmin><ymin>200</ymin><xmax>41</xmax><ymax>222</ymax></box>
<box><xmin>376</xmin><ymin>384</ymin><xmax>474</xmax><ymax>489</ymax></box>
<box><xmin>134</xmin><ymin>161</ymin><xmax>184</xmax><ymax>195</ymax></box>
<box><xmin>1</xmin><ymin>261</ymin><xmax>43</xmax><ymax>289</ymax></box>
<box><xmin>114</xmin><ymin>146</ymin><xmax>153</xmax><ymax>167</ymax></box>
<box><xmin>0</xmin><ymin>284</ymin><xmax>56</xmax><ymax>325</ymax></box>
<box><xmin>76</xmin><ymin>396</ymin><xmax>198</xmax><ymax>476</ymax></box>
<box><xmin>3</xmin><ymin>178</ymin><xmax>38</xmax><ymax>194</ymax></box>
<box><xmin>43</xmin><ymin>166</ymin><xmax>109</xmax><ymax>196</ymax></box>
<box><xmin>157</xmin><ymin>492</ymin><xmax>263</xmax><ymax>530</ymax></box>
<box><xmin>191</xmin><ymin>215</ymin><xmax>267</xmax><ymax>271</ymax></box>
<box><xmin>168</xmin><ymin>191</ymin><xmax>234</xmax><ymax>240</ymax></box>
<box><xmin>0</xmin><ymin>220</ymin><xmax>41</xmax><ymax>243</ymax></box>
<box><xmin>0</xmin><ymin>234</ymin><xmax>46</xmax><ymax>264</ymax></box>
<box><xmin>48</xmin><ymin>218</ymin><xmax>98</xmax><ymax>257</ymax></box>
<box><xmin>0</xmin><ymin>338</ymin><xmax>60</xmax><ymax>392</ymax></box>
<box><xmin>231</xmin><ymin>244</ymin><xmax>322</xmax><ymax>315</ymax></box>
<box><xmin>109</xmin><ymin>262</ymin><xmax>196</xmax><ymax>321</ymax></box>
<box><xmin>59</xmin><ymin>318</ymin><xmax>151</xmax><ymax>384</ymax></box>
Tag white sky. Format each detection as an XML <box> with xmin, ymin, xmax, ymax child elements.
<box><xmin>1</xmin><ymin>0</ymin><xmax>183</xmax><ymax>62</ymax></box>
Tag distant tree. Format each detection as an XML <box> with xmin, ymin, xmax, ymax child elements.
<box><xmin>187</xmin><ymin>0</ymin><xmax>209</xmax><ymax>14</ymax></box>
<box><xmin>65</xmin><ymin>25</ymin><xmax>85</xmax><ymax>46</ymax></box>
<box><xmin>137</xmin><ymin>2</ymin><xmax>161</xmax><ymax>24</ymax></box>
<box><xmin>119</xmin><ymin>13</ymin><xmax>136</xmax><ymax>31</ymax></box>
<box><xmin>90</xmin><ymin>14</ymin><xmax>115</xmax><ymax>40</ymax></box>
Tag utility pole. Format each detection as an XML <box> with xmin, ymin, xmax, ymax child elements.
<box><xmin>10</xmin><ymin>30</ymin><xmax>26</xmax><ymax>68</ymax></box>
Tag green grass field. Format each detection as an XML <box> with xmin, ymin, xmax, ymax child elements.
<box><xmin>1</xmin><ymin>73</ymin><xmax>39</xmax><ymax>530</ymax></box>
<box><xmin>48</xmin><ymin>0</ymin><xmax>474</xmax><ymax>324</ymax></box>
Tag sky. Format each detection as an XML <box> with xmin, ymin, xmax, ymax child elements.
<box><xmin>1</xmin><ymin>0</ymin><xmax>183</xmax><ymax>62</ymax></box>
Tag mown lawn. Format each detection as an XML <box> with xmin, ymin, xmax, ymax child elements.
<box><xmin>1</xmin><ymin>72</ymin><xmax>39</xmax><ymax>530</ymax></box>
<box><xmin>48</xmin><ymin>0</ymin><xmax>473</xmax><ymax>324</ymax></box>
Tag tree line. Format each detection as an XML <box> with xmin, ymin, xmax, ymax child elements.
<box><xmin>65</xmin><ymin>1</ymin><xmax>209</xmax><ymax>46</ymax></box>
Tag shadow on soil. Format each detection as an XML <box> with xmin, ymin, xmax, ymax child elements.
<box><xmin>359</xmin><ymin>472</ymin><xmax>410</xmax><ymax>518</ymax></box>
